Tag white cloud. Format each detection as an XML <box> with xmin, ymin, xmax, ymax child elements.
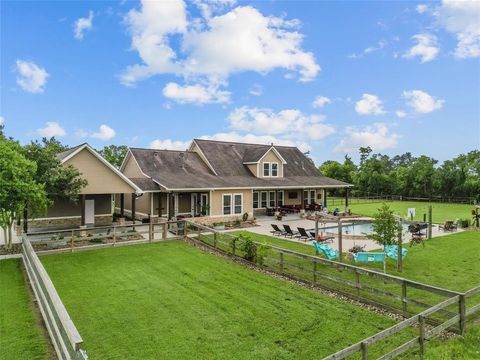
<box><xmin>403</xmin><ymin>90</ymin><xmax>444</xmax><ymax>113</ymax></box>
<box><xmin>435</xmin><ymin>0</ymin><xmax>480</xmax><ymax>59</ymax></box>
<box><xmin>403</xmin><ymin>33</ymin><xmax>439</xmax><ymax>63</ymax></box>
<box><xmin>150</xmin><ymin>139</ymin><xmax>191</xmax><ymax>150</ymax></box>
<box><xmin>396</xmin><ymin>110</ymin><xmax>407</xmax><ymax>118</ymax></box>
<box><xmin>162</xmin><ymin>82</ymin><xmax>230</xmax><ymax>104</ymax></box>
<box><xmin>121</xmin><ymin>1</ymin><xmax>319</xmax><ymax>95</ymax></box>
<box><xmin>335</xmin><ymin>123</ymin><xmax>399</xmax><ymax>153</ymax></box>
<box><xmin>193</xmin><ymin>0</ymin><xmax>236</xmax><ymax>19</ymax></box>
<box><xmin>355</xmin><ymin>94</ymin><xmax>386</xmax><ymax>115</ymax></box>
<box><xmin>249</xmin><ymin>84</ymin><xmax>263</xmax><ymax>96</ymax></box>
<box><xmin>312</xmin><ymin>96</ymin><xmax>331</xmax><ymax>108</ymax></box>
<box><xmin>15</xmin><ymin>60</ymin><xmax>49</xmax><ymax>93</ymax></box>
<box><xmin>228</xmin><ymin>106</ymin><xmax>335</xmax><ymax>141</ymax></box>
<box><xmin>74</xmin><ymin>11</ymin><xmax>94</xmax><ymax>40</ymax></box>
<box><xmin>416</xmin><ymin>4</ymin><xmax>428</xmax><ymax>14</ymax></box>
<box><xmin>348</xmin><ymin>40</ymin><xmax>387</xmax><ymax>58</ymax></box>
<box><xmin>0</xmin><ymin>116</ymin><xmax>5</xmax><ymax>126</ymax></box>
<box><xmin>37</xmin><ymin>122</ymin><xmax>66</xmax><ymax>137</ymax></box>
<box><xmin>91</xmin><ymin>124</ymin><xmax>116</xmax><ymax>140</ymax></box>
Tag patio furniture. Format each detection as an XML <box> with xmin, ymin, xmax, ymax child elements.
<box><xmin>297</xmin><ymin>227</ymin><xmax>311</xmax><ymax>241</ymax></box>
<box><xmin>353</xmin><ymin>252</ymin><xmax>386</xmax><ymax>263</ymax></box>
<box><xmin>266</xmin><ymin>208</ymin><xmax>275</xmax><ymax>216</ymax></box>
<box><xmin>309</xmin><ymin>231</ymin><xmax>334</xmax><ymax>244</ymax></box>
<box><xmin>312</xmin><ymin>240</ymin><xmax>339</xmax><ymax>260</ymax></box>
<box><xmin>270</xmin><ymin>224</ymin><xmax>285</xmax><ymax>236</ymax></box>
<box><xmin>283</xmin><ymin>224</ymin><xmax>299</xmax><ymax>238</ymax></box>
<box><xmin>439</xmin><ymin>220</ymin><xmax>457</xmax><ymax>232</ymax></box>
<box><xmin>384</xmin><ymin>245</ymin><xmax>407</xmax><ymax>260</ymax></box>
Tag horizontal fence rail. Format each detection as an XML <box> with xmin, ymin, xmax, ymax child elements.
<box><xmin>185</xmin><ymin>221</ymin><xmax>480</xmax><ymax>359</ymax></box>
<box><xmin>22</xmin><ymin>235</ymin><xmax>88</xmax><ymax>360</ymax></box>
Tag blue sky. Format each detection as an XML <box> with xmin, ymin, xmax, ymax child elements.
<box><xmin>1</xmin><ymin>0</ymin><xmax>479</xmax><ymax>165</ymax></box>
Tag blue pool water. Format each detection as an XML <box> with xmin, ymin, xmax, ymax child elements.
<box><xmin>322</xmin><ymin>223</ymin><xmax>410</xmax><ymax>236</ymax></box>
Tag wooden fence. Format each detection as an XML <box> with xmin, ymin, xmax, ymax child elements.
<box><xmin>22</xmin><ymin>235</ymin><xmax>88</xmax><ymax>360</ymax></box>
<box><xmin>185</xmin><ymin>221</ymin><xmax>480</xmax><ymax>359</ymax></box>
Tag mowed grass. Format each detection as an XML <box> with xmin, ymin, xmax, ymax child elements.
<box><xmin>329</xmin><ymin>199</ymin><xmax>473</xmax><ymax>224</ymax></box>
<box><xmin>0</xmin><ymin>259</ymin><xmax>50</xmax><ymax>360</ymax></box>
<box><xmin>41</xmin><ymin>240</ymin><xmax>410</xmax><ymax>359</ymax></box>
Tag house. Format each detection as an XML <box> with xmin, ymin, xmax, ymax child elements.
<box><xmin>118</xmin><ymin>139</ymin><xmax>352</xmax><ymax>224</ymax></box>
<box><xmin>27</xmin><ymin>143</ymin><xmax>142</xmax><ymax>229</ymax></box>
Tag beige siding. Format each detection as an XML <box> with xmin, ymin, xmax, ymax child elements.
<box><xmin>284</xmin><ymin>189</ymin><xmax>301</xmax><ymax>205</ymax></box>
<box><xmin>247</xmin><ymin>164</ymin><xmax>257</xmax><ymax>177</ymax></box>
<box><xmin>259</xmin><ymin>149</ymin><xmax>283</xmax><ymax>177</ymax></box>
<box><xmin>122</xmin><ymin>153</ymin><xmax>146</xmax><ymax>178</ymax></box>
<box><xmin>44</xmin><ymin>194</ymin><xmax>111</xmax><ymax>218</ymax></box>
<box><xmin>211</xmin><ymin>189</ymin><xmax>253</xmax><ymax>216</ymax></box>
<box><xmin>65</xmin><ymin>148</ymin><xmax>137</xmax><ymax>194</ymax></box>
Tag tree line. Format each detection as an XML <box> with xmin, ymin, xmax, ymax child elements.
<box><xmin>319</xmin><ymin>147</ymin><xmax>480</xmax><ymax>202</ymax></box>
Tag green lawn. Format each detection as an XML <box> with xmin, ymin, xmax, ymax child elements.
<box><xmin>328</xmin><ymin>199</ymin><xmax>473</xmax><ymax>224</ymax></box>
<box><xmin>0</xmin><ymin>259</ymin><xmax>50</xmax><ymax>360</ymax></box>
<box><xmin>41</xmin><ymin>240</ymin><xmax>412</xmax><ymax>359</ymax></box>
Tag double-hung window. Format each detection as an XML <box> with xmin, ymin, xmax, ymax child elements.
<box><xmin>269</xmin><ymin>191</ymin><xmax>276</xmax><ymax>208</ymax></box>
<box><xmin>223</xmin><ymin>193</ymin><xmax>243</xmax><ymax>215</ymax></box>
<box><xmin>278</xmin><ymin>191</ymin><xmax>284</xmax><ymax>207</ymax></box>
<box><xmin>223</xmin><ymin>194</ymin><xmax>232</xmax><ymax>215</ymax></box>
<box><xmin>263</xmin><ymin>162</ymin><xmax>270</xmax><ymax>177</ymax></box>
<box><xmin>271</xmin><ymin>162</ymin><xmax>278</xmax><ymax>177</ymax></box>
<box><xmin>234</xmin><ymin>194</ymin><xmax>242</xmax><ymax>214</ymax></box>
<box><xmin>260</xmin><ymin>191</ymin><xmax>268</xmax><ymax>208</ymax></box>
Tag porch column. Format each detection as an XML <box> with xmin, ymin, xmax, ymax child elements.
<box><xmin>120</xmin><ymin>194</ymin><xmax>125</xmax><ymax>217</ymax></box>
<box><xmin>275</xmin><ymin>190</ymin><xmax>279</xmax><ymax>210</ymax></box>
<box><xmin>158</xmin><ymin>192</ymin><xmax>162</xmax><ymax>216</ymax></box>
<box><xmin>324</xmin><ymin>189</ymin><xmax>328</xmax><ymax>208</ymax></box>
<box><xmin>131</xmin><ymin>193</ymin><xmax>136</xmax><ymax>223</ymax></box>
<box><xmin>166</xmin><ymin>193</ymin><xmax>170</xmax><ymax>220</ymax></box>
<box><xmin>300</xmin><ymin>189</ymin><xmax>305</xmax><ymax>210</ymax></box>
<box><xmin>23</xmin><ymin>207</ymin><xmax>28</xmax><ymax>233</ymax></box>
<box><xmin>80</xmin><ymin>194</ymin><xmax>86</xmax><ymax>226</ymax></box>
<box><xmin>149</xmin><ymin>193</ymin><xmax>154</xmax><ymax>219</ymax></box>
<box><xmin>345</xmin><ymin>188</ymin><xmax>349</xmax><ymax>208</ymax></box>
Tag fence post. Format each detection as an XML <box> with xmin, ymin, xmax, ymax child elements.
<box><xmin>184</xmin><ymin>221</ymin><xmax>188</xmax><ymax>236</ymax></box>
<box><xmin>313</xmin><ymin>261</ymin><xmax>317</xmax><ymax>285</ymax></box>
<box><xmin>71</xmin><ymin>230</ymin><xmax>74</xmax><ymax>252</ymax></box>
<box><xmin>355</xmin><ymin>270</ymin><xmax>360</xmax><ymax>297</ymax></box>
<box><xmin>427</xmin><ymin>206</ymin><xmax>432</xmax><ymax>240</ymax></box>
<box><xmin>213</xmin><ymin>232</ymin><xmax>217</xmax><ymax>248</ymax></box>
<box><xmin>418</xmin><ymin>314</ymin><xmax>425</xmax><ymax>356</ymax></box>
<box><xmin>338</xmin><ymin>221</ymin><xmax>343</xmax><ymax>262</ymax></box>
<box><xmin>149</xmin><ymin>223</ymin><xmax>153</xmax><ymax>243</ymax></box>
<box><xmin>280</xmin><ymin>252</ymin><xmax>284</xmax><ymax>274</ymax></box>
<box><xmin>459</xmin><ymin>295</ymin><xmax>466</xmax><ymax>335</ymax></box>
<box><xmin>163</xmin><ymin>222</ymin><xmax>167</xmax><ymax>239</ymax></box>
<box><xmin>113</xmin><ymin>226</ymin><xmax>116</xmax><ymax>246</ymax></box>
<box><xmin>361</xmin><ymin>341</ymin><xmax>368</xmax><ymax>360</ymax></box>
<box><xmin>232</xmin><ymin>238</ymin><xmax>236</xmax><ymax>256</ymax></box>
<box><xmin>402</xmin><ymin>281</ymin><xmax>408</xmax><ymax>313</ymax></box>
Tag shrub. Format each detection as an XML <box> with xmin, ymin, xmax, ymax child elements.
<box><xmin>242</xmin><ymin>212</ymin><xmax>249</xmax><ymax>222</ymax></box>
<box><xmin>256</xmin><ymin>243</ymin><xmax>268</xmax><ymax>266</ymax></box>
<box><xmin>240</xmin><ymin>235</ymin><xmax>256</xmax><ymax>262</ymax></box>
<box><xmin>234</xmin><ymin>218</ymin><xmax>242</xmax><ymax>227</ymax></box>
<box><xmin>348</xmin><ymin>244</ymin><xmax>366</xmax><ymax>254</ymax></box>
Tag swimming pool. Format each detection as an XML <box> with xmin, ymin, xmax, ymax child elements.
<box><xmin>321</xmin><ymin>223</ymin><xmax>410</xmax><ymax>236</ymax></box>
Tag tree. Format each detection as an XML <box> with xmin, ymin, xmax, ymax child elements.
<box><xmin>0</xmin><ymin>138</ymin><xmax>48</xmax><ymax>248</ymax></box>
<box><xmin>98</xmin><ymin>145</ymin><xmax>128</xmax><ymax>169</ymax></box>
<box><xmin>24</xmin><ymin>138</ymin><xmax>87</xmax><ymax>203</ymax></box>
<box><xmin>367</xmin><ymin>203</ymin><xmax>402</xmax><ymax>248</ymax></box>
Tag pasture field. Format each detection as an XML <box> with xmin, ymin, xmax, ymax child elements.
<box><xmin>40</xmin><ymin>240</ymin><xmax>412</xmax><ymax>359</ymax></box>
<box><xmin>0</xmin><ymin>259</ymin><xmax>51</xmax><ymax>360</ymax></box>
<box><xmin>328</xmin><ymin>198</ymin><xmax>474</xmax><ymax>224</ymax></box>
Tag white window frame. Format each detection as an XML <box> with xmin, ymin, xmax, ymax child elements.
<box><xmin>222</xmin><ymin>194</ymin><xmax>232</xmax><ymax>215</ymax></box>
<box><xmin>263</xmin><ymin>162</ymin><xmax>271</xmax><ymax>177</ymax></box>
<box><xmin>277</xmin><ymin>190</ymin><xmax>284</xmax><ymax>207</ymax></box>
<box><xmin>233</xmin><ymin>193</ymin><xmax>243</xmax><ymax>215</ymax></box>
<box><xmin>253</xmin><ymin>191</ymin><xmax>259</xmax><ymax>209</ymax></box>
<box><xmin>269</xmin><ymin>191</ymin><xmax>276</xmax><ymax>208</ymax></box>
<box><xmin>271</xmin><ymin>162</ymin><xmax>279</xmax><ymax>177</ymax></box>
<box><xmin>260</xmin><ymin>191</ymin><xmax>268</xmax><ymax>208</ymax></box>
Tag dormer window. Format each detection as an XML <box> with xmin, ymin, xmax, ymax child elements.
<box><xmin>263</xmin><ymin>163</ymin><xmax>270</xmax><ymax>177</ymax></box>
<box><xmin>271</xmin><ymin>162</ymin><xmax>278</xmax><ymax>177</ymax></box>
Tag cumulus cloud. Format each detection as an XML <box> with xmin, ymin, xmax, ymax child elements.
<box><xmin>37</xmin><ymin>122</ymin><xmax>66</xmax><ymax>137</ymax></box>
<box><xmin>355</xmin><ymin>94</ymin><xmax>386</xmax><ymax>115</ymax></box>
<box><xmin>335</xmin><ymin>123</ymin><xmax>399</xmax><ymax>153</ymax></box>
<box><xmin>121</xmin><ymin>0</ymin><xmax>319</xmax><ymax>102</ymax></box>
<box><xmin>15</xmin><ymin>60</ymin><xmax>49</xmax><ymax>93</ymax></box>
<box><xmin>403</xmin><ymin>33</ymin><xmax>439</xmax><ymax>63</ymax></box>
<box><xmin>312</xmin><ymin>96</ymin><xmax>331</xmax><ymax>108</ymax></box>
<box><xmin>91</xmin><ymin>124</ymin><xmax>116</xmax><ymax>140</ymax></box>
<box><xmin>228</xmin><ymin>106</ymin><xmax>335</xmax><ymax>141</ymax></box>
<box><xmin>435</xmin><ymin>0</ymin><xmax>480</xmax><ymax>59</ymax></box>
<box><xmin>416</xmin><ymin>4</ymin><xmax>428</xmax><ymax>13</ymax></box>
<box><xmin>396</xmin><ymin>110</ymin><xmax>407</xmax><ymax>118</ymax></box>
<box><xmin>162</xmin><ymin>82</ymin><xmax>230</xmax><ymax>104</ymax></box>
<box><xmin>150</xmin><ymin>139</ymin><xmax>191</xmax><ymax>150</ymax></box>
<box><xmin>74</xmin><ymin>11</ymin><xmax>94</xmax><ymax>40</ymax></box>
<box><xmin>403</xmin><ymin>90</ymin><xmax>444</xmax><ymax>113</ymax></box>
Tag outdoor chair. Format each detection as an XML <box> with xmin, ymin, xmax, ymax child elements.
<box><xmin>439</xmin><ymin>221</ymin><xmax>456</xmax><ymax>232</ymax></box>
<box><xmin>384</xmin><ymin>245</ymin><xmax>408</xmax><ymax>260</ymax></box>
<box><xmin>297</xmin><ymin>227</ymin><xmax>311</xmax><ymax>241</ymax></box>
<box><xmin>309</xmin><ymin>231</ymin><xmax>334</xmax><ymax>244</ymax></box>
<box><xmin>270</xmin><ymin>224</ymin><xmax>285</xmax><ymax>236</ymax></box>
<box><xmin>312</xmin><ymin>240</ymin><xmax>339</xmax><ymax>260</ymax></box>
<box><xmin>282</xmin><ymin>224</ymin><xmax>299</xmax><ymax>238</ymax></box>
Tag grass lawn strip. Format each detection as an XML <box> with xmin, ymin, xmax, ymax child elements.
<box><xmin>41</xmin><ymin>240</ymin><xmax>413</xmax><ymax>359</ymax></box>
<box><xmin>0</xmin><ymin>259</ymin><xmax>51</xmax><ymax>360</ymax></box>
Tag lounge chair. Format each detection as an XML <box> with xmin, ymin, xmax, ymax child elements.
<box><xmin>312</xmin><ymin>240</ymin><xmax>339</xmax><ymax>260</ymax></box>
<box><xmin>439</xmin><ymin>221</ymin><xmax>457</xmax><ymax>232</ymax></box>
<box><xmin>353</xmin><ymin>252</ymin><xmax>386</xmax><ymax>263</ymax></box>
<box><xmin>384</xmin><ymin>245</ymin><xmax>408</xmax><ymax>260</ymax></box>
<box><xmin>270</xmin><ymin>224</ymin><xmax>285</xmax><ymax>236</ymax></box>
<box><xmin>283</xmin><ymin>224</ymin><xmax>299</xmax><ymax>238</ymax></box>
<box><xmin>297</xmin><ymin>227</ymin><xmax>311</xmax><ymax>241</ymax></box>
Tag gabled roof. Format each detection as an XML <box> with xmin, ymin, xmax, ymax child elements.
<box><xmin>56</xmin><ymin>143</ymin><xmax>143</xmax><ymax>194</ymax></box>
<box><xmin>127</xmin><ymin>140</ymin><xmax>352</xmax><ymax>191</ymax></box>
<box><xmin>243</xmin><ymin>146</ymin><xmax>287</xmax><ymax>164</ymax></box>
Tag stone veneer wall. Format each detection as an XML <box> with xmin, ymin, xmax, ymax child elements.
<box><xmin>190</xmin><ymin>214</ymin><xmax>251</xmax><ymax>226</ymax></box>
<box><xmin>29</xmin><ymin>215</ymin><xmax>113</xmax><ymax>228</ymax></box>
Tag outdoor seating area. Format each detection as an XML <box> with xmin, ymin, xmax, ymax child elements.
<box><xmin>270</xmin><ymin>223</ymin><xmax>334</xmax><ymax>243</ymax></box>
